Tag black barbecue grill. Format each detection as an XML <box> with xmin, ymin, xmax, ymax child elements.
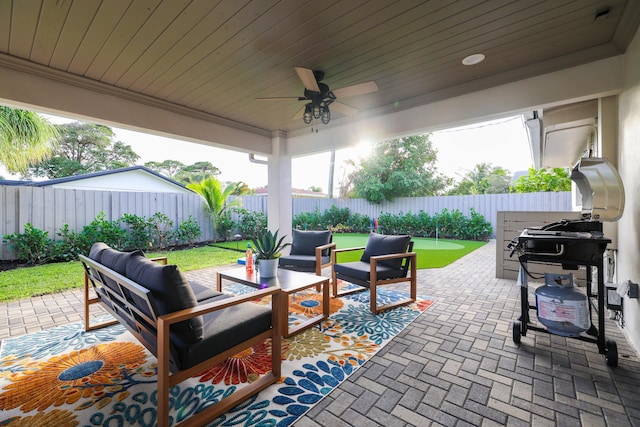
<box><xmin>508</xmin><ymin>158</ymin><xmax>624</xmax><ymax>366</ymax></box>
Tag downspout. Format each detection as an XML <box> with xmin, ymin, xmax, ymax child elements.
<box><xmin>249</xmin><ymin>153</ymin><xmax>268</xmax><ymax>165</ymax></box>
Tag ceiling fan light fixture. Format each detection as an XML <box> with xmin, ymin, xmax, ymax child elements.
<box><xmin>462</xmin><ymin>53</ymin><xmax>485</xmax><ymax>65</ymax></box>
<box><xmin>313</xmin><ymin>104</ymin><xmax>322</xmax><ymax>119</ymax></box>
<box><xmin>257</xmin><ymin>67</ymin><xmax>378</xmax><ymax>128</ymax></box>
<box><xmin>321</xmin><ymin>105</ymin><xmax>331</xmax><ymax>124</ymax></box>
<box><xmin>303</xmin><ymin>104</ymin><xmax>313</xmax><ymax>124</ymax></box>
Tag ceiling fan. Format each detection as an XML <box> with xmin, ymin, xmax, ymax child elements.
<box><xmin>256</xmin><ymin>67</ymin><xmax>378</xmax><ymax>125</ymax></box>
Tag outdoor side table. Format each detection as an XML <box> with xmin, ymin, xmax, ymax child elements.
<box><xmin>217</xmin><ymin>267</ymin><xmax>329</xmax><ymax>338</ymax></box>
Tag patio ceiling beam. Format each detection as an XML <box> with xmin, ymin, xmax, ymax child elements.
<box><xmin>0</xmin><ymin>53</ymin><xmax>272</xmax><ymax>155</ymax></box>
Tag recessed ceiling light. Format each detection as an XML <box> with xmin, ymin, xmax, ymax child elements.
<box><xmin>462</xmin><ymin>53</ymin><xmax>485</xmax><ymax>66</ymax></box>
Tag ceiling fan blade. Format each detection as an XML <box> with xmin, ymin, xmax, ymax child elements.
<box><xmin>330</xmin><ymin>101</ymin><xmax>358</xmax><ymax>116</ymax></box>
<box><xmin>332</xmin><ymin>81</ymin><xmax>378</xmax><ymax>98</ymax></box>
<box><xmin>295</xmin><ymin>67</ymin><xmax>320</xmax><ymax>92</ymax></box>
<box><xmin>292</xmin><ymin>105</ymin><xmax>307</xmax><ymax>120</ymax></box>
<box><xmin>255</xmin><ymin>97</ymin><xmax>305</xmax><ymax>101</ymax></box>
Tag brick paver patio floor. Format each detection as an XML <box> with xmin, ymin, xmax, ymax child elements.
<box><xmin>1</xmin><ymin>240</ymin><xmax>639</xmax><ymax>426</ymax></box>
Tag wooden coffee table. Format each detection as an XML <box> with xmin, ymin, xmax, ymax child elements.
<box><xmin>217</xmin><ymin>267</ymin><xmax>330</xmax><ymax>338</ymax></box>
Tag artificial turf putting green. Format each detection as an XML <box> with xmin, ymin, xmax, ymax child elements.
<box><xmin>213</xmin><ymin>233</ymin><xmax>486</xmax><ymax>269</ymax></box>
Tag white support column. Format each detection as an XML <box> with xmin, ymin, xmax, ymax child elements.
<box><xmin>267</xmin><ymin>131</ymin><xmax>292</xmax><ymax>248</ymax></box>
<box><xmin>599</xmin><ymin>96</ymin><xmax>619</xmax><ymax>251</ymax></box>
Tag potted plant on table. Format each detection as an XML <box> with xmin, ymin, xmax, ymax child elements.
<box><xmin>251</xmin><ymin>229</ymin><xmax>291</xmax><ymax>278</ymax></box>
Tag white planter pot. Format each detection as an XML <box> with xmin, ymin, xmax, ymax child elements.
<box><xmin>258</xmin><ymin>258</ymin><xmax>279</xmax><ymax>278</ymax></box>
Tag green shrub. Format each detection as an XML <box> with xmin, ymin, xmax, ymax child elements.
<box><xmin>216</xmin><ymin>212</ymin><xmax>235</xmax><ymax>242</ymax></box>
<box><xmin>80</xmin><ymin>212</ymin><xmax>127</xmax><ymax>250</ymax></box>
<box><xmin>3</xmin><ymin>223</ymin><xmax>53</xmax><ymax>264</ymax></box>
<box><xmin>294</xmin><ymin>206</ymin><xmax>370</xmax><ymax>232</ymax></box>
<box><xmin>292</xmin><ymin>205</ymin><xmax>490</xmax><ymax>239</ymax></box>
<box><xmin>51</xmin><ymin>224</ymin><xmax>84</xmax><ymax>261</ymax></box>
<box><xmin>293</xmin><ymin>208</ymin><xmax>323</xmax><ymax>230</ymax></box>
<box><xmin>323</xmin><ymin>205</ymin><xmax>350</xmax><ymax>228</ymax></box>
<box><xmin>120</xmin><ymin>213</ymin><xmax>153</xmax><ymax>250</ymax></box>
<box><xmin>147</xmin><ymin>212</ymin><xmax>174</xmax><ymax>249</ymax></box>
<box><xmin>175</xmin><ymin>216</ymin><xmax>202</xmax><ymax>246</ymax></box>
<box><xmin>238</xmin><ymin>209</ymin><xmax>267</xmax><ymax>238</ymax></box>
<box><xmin>375</xmin><ymin>208</ymin><xmax>490</xmax><ymax>240</ymax></box>
<box><xmin>466</xmin><ymin>208</ymin><xmax>493</xmax><ymax>240</ymax></box>
<box><xmin>346</xmin><ymin>212</ymin><xmax>371</xmax><ymax>233</ymax></box>
<box><xmin>378</xmin><ymin>212</ymin><xmax>404</xmax><ymax>234</ymax></box>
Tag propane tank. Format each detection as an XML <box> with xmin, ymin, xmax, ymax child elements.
<box><xmin>535</xmin><ymin>273</ymin><xmax>590</xmax><ymax>337</ymax></box>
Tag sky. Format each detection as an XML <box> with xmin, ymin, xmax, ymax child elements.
<box><xmin>1</xmin><ymin>114</ymin><xmax>533</xmax><ymax>193</ymax></box>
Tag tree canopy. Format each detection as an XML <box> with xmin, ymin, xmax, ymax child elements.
<box><xmin>343</xmin><ymin>134</ymin><xmax>451</xmax><ymax>203</ymax></box>
<box><xmin>510</xmin><ymin>167</ymin><xmax>572</xmax><ymax>192</ymax></box>
<box><xmin>144</xmin><ymin>160</ymin><xmax>221</xmax><ymax>184</ymax></box>
<box><xmin>447</xmin><ymin>163</ymin><xmax>511</xmax><ymax>195</ymax></box>
<box><xmin>0</xmin><ymin>106</ymin><xmax>59</xmax><ymax>174</ymax></box>
<box><xmin>24</xmin><ymin>122</ymin><xmax>139</xmax><ymax>179</ymax></box>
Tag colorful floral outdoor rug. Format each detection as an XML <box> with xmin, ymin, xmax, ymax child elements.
<box><xmin>0</xmin><ymin>283</ymin><xmax>433</xmax><ymax>426</ymax></box>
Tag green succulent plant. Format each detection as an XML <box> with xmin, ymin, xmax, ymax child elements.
<box><xmin>250</xmin><ymin>229</ymin><xmax>290</xmax><ymax>260</ymax></box>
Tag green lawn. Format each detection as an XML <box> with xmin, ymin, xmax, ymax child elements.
<box><xmin>0</xmin><ymin>246</ymin><xmax>239</xmax><ymax>303</ymax></box>
<box><xmin>0</xmin><ymin>235</ymin><xmax>485</xmax><ymax>303</ymax></box>
<box><xmin>215</xmin><ymin>234</ymin><xmax>486</xmax><ymax>269</ymax></box>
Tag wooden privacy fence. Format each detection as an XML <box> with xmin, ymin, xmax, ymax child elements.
<box><xmin>0</xmin><ymin>186</ymin><xmax>213</xmax><ymax>260</ymax></box>
<box><xmin>234</xmin><ymin>191</ymin><xmax>574</xmax><ymax>238</ymax></box>
<box><xmin>2</xmin><ymin>185</ymin><xmax>572</xmax><ymax>261</ymax></box>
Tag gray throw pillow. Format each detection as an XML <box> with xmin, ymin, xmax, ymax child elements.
<box><xmin>125</xmin><ymin>256</ymin><xmax>203</xmax><ymax>343</ymax></box>
<box><xmin>88</xmin><ymin>242</ymin><xmax>110</xmax><ymax>262</ymax></box>
<box><xmin>100</xmin><ymin>248</ymin><xmax>145</xmax><ymax>275</ymax></box>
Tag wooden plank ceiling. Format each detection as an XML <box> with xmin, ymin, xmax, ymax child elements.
<box><xmin>0</xmin><ymin>0</ymin><xmax>639</xmax><ymax>134</ymax></box>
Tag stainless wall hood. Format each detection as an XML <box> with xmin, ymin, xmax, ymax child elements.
<box><xmin>526</xmin><ymin>100</ymin><xmax>599</xmax><ymax>169</ymax></box>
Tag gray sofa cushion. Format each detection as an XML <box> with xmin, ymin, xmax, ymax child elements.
<box><xmin>189</xmin><ymin>280</ymin><xmax>230</xmax><ymax>303</ymax></box>
<box><xmin>88</xmin><ymin>242</ymin><xmax>111</xmax><ymax>290</ymax></box>
<box><xmin>88</xmin><ymin>242</ymin><xmax>110</xmax><ymax>262</ymax></box>
<box><xmin>125</xmin><ymin>256</ymin><xmax>203</xmax><ymax>343</ymax></box>
<box><xmin>101</xmin><ymin>247</ymin><xmax>145</xmax><ymax>275</ymax></box>
<box><xmin>175</xmin><ymin>302</ymin><xmax>272</xmax><ymax>370</ymax></box>
<box><xmin>290</xmin><ymin>230</ymin><xmax>332</xmax><ymax>256</ymax></box>
<box><xmin>98</xmin><ymin>247</ymin><xmax>145</xmax><ymax>297</ymax></box>
<box><xmin>360</xmin><ymin>233</ymin><xmax>411</xmax><ymax>270</ymax></box>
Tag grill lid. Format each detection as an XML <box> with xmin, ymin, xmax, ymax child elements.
<box><xmin>571</xmin><ymin>157</ymin><xmax>624</xmax><ymax>221</ymax></box>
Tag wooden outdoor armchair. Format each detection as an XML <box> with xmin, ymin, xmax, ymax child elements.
<box><xmin>331</xmin><ymin>233</ymin><xmax>417</xmax><ymax>314</ymax></box>
<box><xmin>278</xmin><ymin>229</ymin><xmax>336</xmax><ymax>290</ymax></box>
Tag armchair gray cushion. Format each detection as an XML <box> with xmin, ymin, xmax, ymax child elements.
<box><xmin>279</xmin><ymin>254</ymin><xmax>331</xmax><ymax>270</ymax></box>
<box><xmin>333</xmin><ymin>261</ymin><xmax>404</xmax><ymax>283</ymax></box>
<box><xmin>290</xmin><ymin>229</ymin><xmax>332</xmax><ymax>256</ymax></box>
<box><xmin>360</xmin><ymin>233</ymin><xmax>411</xmax><ymax>270</ymax></box>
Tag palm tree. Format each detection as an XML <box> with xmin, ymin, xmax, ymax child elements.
<box><xmin>187</xmin><ymin>176</ymin><xmax>241</xmax><ymax>241</ymax></box>
<box><xmin>0</xmin><ymin>107</ymin><xmax>59</xmax><ymax>174</ymax></box>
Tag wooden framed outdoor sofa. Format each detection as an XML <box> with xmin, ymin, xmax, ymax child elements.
<box><xmin>79</xmin><ymin>242</ymin><xmax>281</xmax><ymax>427</ymax></box>
<box><xmin>331</xmin><ymin>233</ymin><xmax>417</xmax><ymax>314</ymax></box>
